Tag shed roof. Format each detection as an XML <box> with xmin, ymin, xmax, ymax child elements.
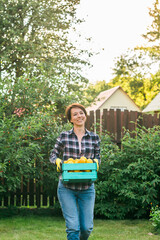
<box><xmin>142</xmin><ymin>93</ymin><xmax>160</xmax><ymax>112</ymax></box>
<box><xmin>86</xmin><ymin>86</ymin><xmax>140</xmax><ymax>112</ymax></box>
<box><xmin>86</xmin><ymin>86</ymin><xmax>119</xmax><ymax>112</ymax></box>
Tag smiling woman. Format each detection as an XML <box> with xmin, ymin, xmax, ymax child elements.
<box><xmin>67</xmin><ymin>104</ymin><xmax>87</xmax><ymax>154</ymax></box>
<box><xmin>49</xmin><ymin>103</ymin><xmax>101</xmax><ymax>240</ymax></box>
<box><xmin>65</xmin><ymin>103</ymin><xmax>87</xmax><ymax>126</ymax></box>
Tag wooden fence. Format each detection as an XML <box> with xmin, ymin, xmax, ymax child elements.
<box><xmin>86</xmin><ymin>109</ymin><xmax>160</xmax><ymax>148</ymax></box>
<box><xmin>0</xmin><ymin>110</ymin><xmax>160</xmax><ymax>209</ymax></box>
<box><xmin>0</xmin><ymin>177</ymin><xmax>58</xmax><ymax>208</ymax></box>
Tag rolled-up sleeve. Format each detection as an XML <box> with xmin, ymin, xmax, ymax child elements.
<box><xmin>49</xmin><ymin>134</ymin><xmax>63</xmax><ymax>164</ymax></box>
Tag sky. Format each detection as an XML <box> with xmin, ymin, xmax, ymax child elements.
<box><xmin>70</xmin><ymin>0</ymin><xmax>156</xmax><ymax>84</ymax></box>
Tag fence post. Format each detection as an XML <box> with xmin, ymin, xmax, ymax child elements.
<box><xmin>153</xmin><ymin>113</ymin><xmax>158</xmax><ymax>126</ymax></box>
<box><xmin>123</xmin><ymin>110</ymin><xmax>129</xmax><ymax>129</ymax></box>
<box><xmin>108</xmin><ymin>109</ymin><xmax>115</xmax><ymax>141</ymax></box>
<box><xmin>22</xmin><ymin>176</ymin><xmax>27</xmax><ymax>206</ymax></box>
<box><xmin>86</xmin><ymin>115</ymin><xmax>90</xmax><ymax>130</ymax></box>
<box><xmin>116</xmin><ymin>109</ymin><xmax>121</xmax><ymax>148</ymax></box>
<box><xmin>129</xmin><ymin>111</ymin><xmax>137</xmax><ymax>136</ymax></box>
<box><xmin>96</xmin><ymin>110</ymin><xmax>100</xmax><ymax>134</ymax></box>
<box><xmin>89</xmin><ymin>111</ymin><xmax>95</xmax><ymax>132</ymax></box>
<box><xmin>102</xmin><ymin>109</ymin><xmax>108</xmax><ymax>134</ymax></box>
<box><xmin>137</xmin><ymin>112</ymin><xmax>143</xmax><ymax>127</ymax></box>
<box><xmin>143</xmin><ymin>114</ymin><xmax>149</xmax><ymax>128</ymax></box>
<box><xmin>36</xmin><ymin>182</ymin><xmax>41</xmax><ymax>208</ymax></box>
<box><xmin>29</xmin><ymin>179</ymin><xmax>35</xmax><ymax>206</ymax></box>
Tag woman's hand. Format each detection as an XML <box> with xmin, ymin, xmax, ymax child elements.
<box><xmin>56</xmin><ymin>158</ymin><xmax>62</xmax><ymax>172</ymax></box>
<box><xmin>93</xmin><ymin>159</ymin><xmax>99</xmax><ymax>171</ymax></box>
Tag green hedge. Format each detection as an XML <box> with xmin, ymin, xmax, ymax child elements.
<box><xmin>95</xmin><ymin>126</ymin><xmax>160</xmax><ymax>219</ymax></box>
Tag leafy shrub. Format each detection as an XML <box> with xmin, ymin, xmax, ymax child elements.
<box><xmin>95</xmin><ymin>126</ymin><xmax>160</xmax><ymax>219</ymax></box>
<box><xmin>0</xmin><ymin>111</ymin><xmax>71</xmax><ymax>196</ymax></box>
<box><xmin>150</xmin><ymin>205</ymin><xmax>160</xmax><ymax>234</ymax></box>
<box><xmin>0</xmin><ymin>75</ymin><xmax>74</xmax><ymax>211</ymax></box>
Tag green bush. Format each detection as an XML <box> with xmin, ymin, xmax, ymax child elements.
<box><xmin>0</xmin><ymin>111</ymin><xmax>71</xmax><ymax>196</ymax></box>
<box><xmin>95</xmin><ymin>126</ymin><xmax>160</xmax><ymax>219</ymax></box>
<box><xmin>0</xmin><ymin>75</ymin><xmax>74</xmax><ymax>199</ymax></box>
<box><xmin>150</xmin><ymin>205</ymin><xmax>160</xmax><ymax>234</ymax></box>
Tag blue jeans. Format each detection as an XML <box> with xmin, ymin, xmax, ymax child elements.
<box><xmin>57</xmin><ymin>181</ymin><xmax>95</xmax><ymax>240</ymax></box>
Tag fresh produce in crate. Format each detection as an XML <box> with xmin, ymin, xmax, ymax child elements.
<box><xmin>62</xmin><ymin>157</ymin><xmax>97</xmax><ymax>183</ymax></box>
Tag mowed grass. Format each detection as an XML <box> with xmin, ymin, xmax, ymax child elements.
<box><xmin>0</xmin><ymin>216</ymin><xmax>159</xmax><ymax>240</ymax></box>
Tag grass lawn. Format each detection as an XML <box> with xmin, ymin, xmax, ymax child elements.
<box><xmin>0</xmin><ymin>216</ymin><xmax>159</xmax><ymax>240</ymax></box>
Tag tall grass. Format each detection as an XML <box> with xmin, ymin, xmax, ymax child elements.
<box><xmin>0</xmin><ymin>216</ymin><xmax>159</xmax><ymax>240</ymax></box>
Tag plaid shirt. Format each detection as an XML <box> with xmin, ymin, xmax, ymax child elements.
<box><xmin>49</xmin><ymin>128</ymin><xmax>101</xmax><ymax>190</ymax></box>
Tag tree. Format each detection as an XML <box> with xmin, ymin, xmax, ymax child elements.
<box><xmin>0</xmin><ymin>0</ymin><xmax>92</xmax><ymax>115</ymax></box>
<box><xmin>83</xmin><ymin>48</ymin><xmax>159</xmax><ymax>110</ymax></box>
<box><xmin>109</xmin><ymin>49</ymin><xmax>160</xmax><ymax>109</ymax></box>
<box><xmin>0</xmin><ymin>0</ymin><xmax>89</xmax><ymax>80</ymax></box>
<box><xmin>142</xmin><ymin>0</ymin><xmax>160</xmax><ymax>59</ymax></box>
<box><xmin>107</xmin><ymin>0</ymin><xmax>160</xmax><ymax>109</ymax></box>
<box><xmin>84</xmin><ymin>0</ymin><xmax>160</xmax><ymax>110</ymax></box>
<box><xmin>83</xmin><ymin>80</ymin><xmax>110</xmax><ymax>107</ymax></box>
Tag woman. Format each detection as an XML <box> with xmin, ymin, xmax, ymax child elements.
<box><xmin>49</xmin><ymin>103</ymin><xmax>100</xmax><ymax>240</ymax></box>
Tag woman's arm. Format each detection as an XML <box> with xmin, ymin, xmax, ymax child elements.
<box><xmin>49</xmin><ymin>134</ymin><xmax>63</xmax><ymax>164</ymax></box>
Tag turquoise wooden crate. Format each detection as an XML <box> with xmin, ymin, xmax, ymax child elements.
<box><xmin>62</xmin><ymin>163</ymin><xmax>97</xmax><ymax>183</ymax></box>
